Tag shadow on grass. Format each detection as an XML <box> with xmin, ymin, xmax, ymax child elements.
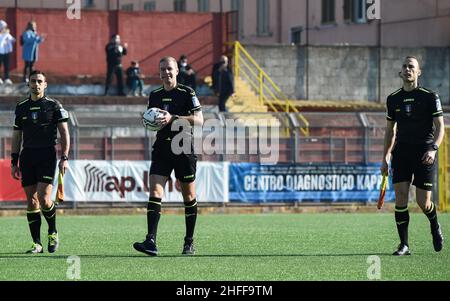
<box><xmin>0</xmin><ymin>252</ymin><xmax>390</xmax><ymax>259</ymax></box>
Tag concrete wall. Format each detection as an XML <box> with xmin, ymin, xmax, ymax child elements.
<box><xmin>307</xmin><ymin>46</ymin><xmax>380</xmax><ymax>101</ymax></box>
<box><xmin>242</xmin><ymin>45</ymin><xmax>299</xmax><ymax>99</ymax></box>
<box><xmin>380</xmin><ymin>48</ymin><xmax>450</xmax><ymax>103</ymax></box>
<box><xmin>244</xmin><ymin>45</ymin><xmax>450</xmax><ymax>104</ymax></box>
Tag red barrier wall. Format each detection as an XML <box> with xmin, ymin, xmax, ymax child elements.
<box><xmin>0</xmin><ymin>8</ymin><xmax>229</xmax><ymax>78</ymax></box>
<box><xmin>0</xmin><ymin>159</ymin><xmax>26</xmax><ymax>201</ymax></box>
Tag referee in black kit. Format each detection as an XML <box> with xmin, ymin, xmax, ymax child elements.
<box><xmin>11</xmin><ymin>70</ymin><xmax>70</xmax><ymax>254</ymax></box>
<box><xmin>381</xmin><ymin>56</ymin><xmax>444</xmax><ymax>256</ymax></box>
<box><xmin>133</xmin><ymin>56</ymin><xmax>204</xmax><ymax>256</ymax></box>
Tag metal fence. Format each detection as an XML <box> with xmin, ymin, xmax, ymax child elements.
<box><xmin>0</xmin><ymin>111</ymin><xmax>391</xmax><ymax>164</ymax></box>
<box><xmin>2</xmin><ymin>110</ymin><xmax>450</xmax><ymax>210</ymax></box>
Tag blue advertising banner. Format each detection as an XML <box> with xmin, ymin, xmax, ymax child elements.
<box><xmin>229</xmin><ymin>163</ymin><xmax>395</xmax><ymax>203</ymax></box>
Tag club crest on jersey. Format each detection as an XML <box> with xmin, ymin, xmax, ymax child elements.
<box><xmin>404</xmin><ymin>104</ymin><xmax>412</xmax><ymax>116</ymax></box>
<box><xmin>31</xmin><ymin>112</ymin><xmax>38</xmax><ymax>123</ymax></box>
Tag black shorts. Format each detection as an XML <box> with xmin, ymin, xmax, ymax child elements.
<box><xmin>19</xmin><ymin>147</ymin><xmax>57</xmax><ymax>187</ymax></box>
<box><xmin>391</xmin><ymin>143</ymin><xmax>435</xmax><ymax>191</ymax></box>
<box><xmin>150</xmin><ymin>139</ymin><xmax>197</xmax><ymax>183</ymax></box>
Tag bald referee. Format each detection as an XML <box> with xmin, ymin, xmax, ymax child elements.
<box><xmin>381</xmin><ymin>56</ymin><xmax>444</xmax><ymax>256</ymax></box>
<box><xmin>11</xmin><ymin>70</ymin><xmax>70</xmax><ymax>254</ymax></box>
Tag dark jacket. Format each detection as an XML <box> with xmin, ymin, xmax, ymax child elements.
<box><xmin>126</xmin><ymin>66</ymin><xmax>141</xmax><ymax>80</ymax></box>
<box><xmin>177</xmin><ymin>63</ymin><xmax>196</xmax><ymax>91</ymax></box>
<box><xmin>126</xmin><ymin>66</ymin><xmax>141</xmax><ymax>86</ymax></box>
<box><xmin>213</xmin><ymin>67</ymin><xmax>234</xmax><ymax>96</ymax></box>
<box><xmin>105</xmin><ymin>42</ymin><xmax>127</xmax><ymax>66</ymax></box>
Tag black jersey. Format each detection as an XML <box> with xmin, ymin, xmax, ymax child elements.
<box><xmin>147</xmin><ymin>84</ymin><xmax>201</xmax><ymax>140</ymax></box>
<box><xmin>386</xmin><ymin>87</ymin><xmax>443</xmax><ymax>144</ymax></box>
<box><xmin>13</xmin><ymin>96</ymin><xmax>69</xmax><ymax>148</ymax></box>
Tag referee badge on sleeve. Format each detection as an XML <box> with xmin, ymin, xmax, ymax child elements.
<box><xmin>60</xmin><ymin>109</ymin><xmax>69</xmax><ymax>119</ymax></box>
<box><xmin>436</xmin><ymin>98</ymin><xmax>442</xmax><ymax>112</ymax></box>
<box><xmin>192</xmin><ymin>96</ymin><xmax>200</xmax><ymax>107</ymax></box>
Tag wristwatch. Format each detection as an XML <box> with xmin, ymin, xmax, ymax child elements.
<box><xmin>431</xmin><ymin>144</ymin><xmax>439</xmax><ymax>151</ymax></box>
<box><xmin>61</xmin><ymin>155</ymin><xmax>69</xmax><ymax>161</ymax></box>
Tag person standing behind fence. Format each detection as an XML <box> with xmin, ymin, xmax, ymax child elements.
<box><xmin>381</xmin><ymin>56</ymin><xmax>445</xmax><ymax>256</ymax></box>
<box><xmin>177</xmin><ymin>54</ymin><xmax>197</xmax><ymax>92</ymax></box>
<box><xmin>212</xmin><ymin>55</ymin><xmax>234</xmax><ymax>112</ymax></box>
<box><xmin>126</xmin><ymin>60</ymin><xmax>144</xmax><ymax>96</ymax></box>
<box><xmin>104</xmin><ymin>34</ymin><xmax>127</xmax><ymax>96</ymax></box>
<box><xmin>10</xmin><ymin>70</ymin><xmax>70</xmax><ymax>254</ymax></box>
<box><xmin>21</xmin><ymin>21</ymin><xmax>45</xmax><ymax>83</ymax></box>
<box><xmin>0</xmin><ymin>20</ymin><xmax>16</xmax><ymax>85</ymax></box>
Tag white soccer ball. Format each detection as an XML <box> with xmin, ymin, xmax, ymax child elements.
<box><xmin>142</xmin><ymin>107</ymin><xmax>163</xmax><ymax>131</ymax></box>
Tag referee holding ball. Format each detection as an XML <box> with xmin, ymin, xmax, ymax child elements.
<box><xmin>133</xmin><ymin>56</ymin><xmax>203</xmax><ymax>256</ymax></box>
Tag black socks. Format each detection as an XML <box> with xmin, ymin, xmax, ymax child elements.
<box><xmin>184</xmin><ymin>199</ymin><xmax>198</xmax><ymax>239</ymax></box>
<box><xmin>147</xmin><ymin>197</ymin><xmax>162</xmax><ymax>240</ymax></box>
<box><xmin>42</xmin><ymin>202</ymin><xmax>57</xmax><ymax>234</ymax></box>
<box><xmin>395</xmin><ymin>205</ymin><xmax>410</xmax><ymax>246</ymax></box>
<box><xmin>27</xmin><ymin>209</ymin><xmax>41</xmax><ymax>244</ymax></box>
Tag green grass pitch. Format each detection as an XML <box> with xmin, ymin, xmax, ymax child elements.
<box><xmin>0</xmin><ymin>213</ymin><xmax>448</xmax><ymax>281</ymax></box>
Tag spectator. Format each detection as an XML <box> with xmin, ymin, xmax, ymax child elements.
<box><xmin>211</xmin><ymin>57</ymin><xmax>221</xmax><ymax>90</ymax></box>
<box><xmin>177</xmin><ymin>54</ymin><xmax>196</xmax><ymax>92</ymax></box>
<box><xmin>126</xmin><ymin>60</ymin><xmax>145</xmax><ymax>96</ymax></box>
<box><xmin>212</xmin><ymin>55</ymin><xmax>234</xmax><ymax>112</ymax></box>
<box><xmin>104</xmin><ymin>34</ymin><xmax>127</xmax><ymax>96</ymax></box>
<box><xmin>21</xmin><ymin>21</ymin><xmax>45</xmax><ymax>83</ymax></box>
<box><xmin>0</xmin><ymin>20</ymin><xmax>15</xmax><ymax>85</ymax></box>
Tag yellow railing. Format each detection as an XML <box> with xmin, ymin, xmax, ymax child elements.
<box><xmin>438</xmin><ymin>128</ymin><xmax>449</xmax><ymax>212</ymax></box>
<box><xmin>232</xmin><ymin>41</ymin><xmax>309</xmax><ymax>136</ymax></box>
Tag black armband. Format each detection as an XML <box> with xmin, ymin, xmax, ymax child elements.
<box><xmin>11</xmin><ymin>153</ymin><xmax>19</xmax><ymax>166</ymax></box>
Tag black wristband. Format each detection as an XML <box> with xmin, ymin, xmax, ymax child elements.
<box><xmin>11</xmin><ymin>153</ymin><xmax>19</xmax><ymax>166</ymax></box>
<box><xmin>61</xmin><ymin>155</ymin><xmax>69</xmax><ymax>161</ymax></box>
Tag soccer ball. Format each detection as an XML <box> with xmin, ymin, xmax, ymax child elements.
<box><xmin>142</xmin><ymin>107</ymin><xmax>163</xmax><ymax>131</ymax></box>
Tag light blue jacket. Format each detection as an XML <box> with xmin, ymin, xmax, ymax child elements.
<box><xmin>21</xmin><ymin>30</ymin><xmax>43</xmax><ymax>62</ymax></box>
